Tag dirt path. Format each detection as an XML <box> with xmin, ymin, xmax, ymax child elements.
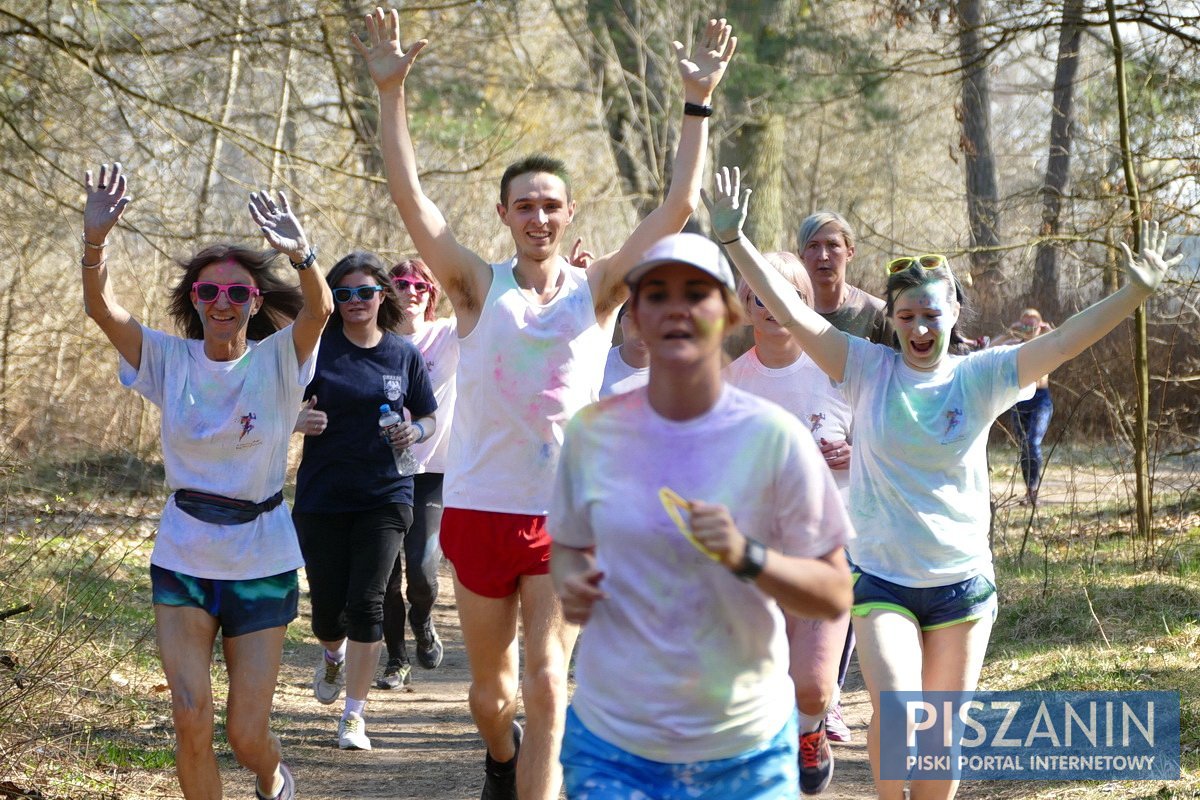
<box><xmin>218</xmin><ymin>568</ymin><xmax>878</xmax><ymax>800</ymax></box>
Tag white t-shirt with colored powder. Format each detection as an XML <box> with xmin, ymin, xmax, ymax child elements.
<box><xmin>549</xmin><ymin>384</ymin><xmax>853</xmax><ymax>763</ymax></box>
<box><xmin>446</xmin><ymin>259</ymin><xmax>611</xmax><ymax>515</ymax></box>
<box><xmin>405</xmin><ymin>316</ymin><xmax>458</xmax><ymax>474</ymax></box>
<box><xmin>838</xmin><ymin>336</ymin><xmax>1021</xmax><ymax>587</ymax></box>
<box><xmin>723</xmin><ymin>347</ymin><xmax>853</xmax><ymax>497</ymax></box>
<box><xmin>120</xmin><ymin>324</ymin><xmax>316</xmax><ymax>580</ymax></box>
<box><xmin>599</xmin><ymin>345</ymin><xmax>649</xmax><ymax>398</ymax></box>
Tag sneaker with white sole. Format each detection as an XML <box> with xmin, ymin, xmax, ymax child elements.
<box><xmin>313</xmin><ymin>655</ymin><xmax>345</xmax><ymax>705</ymax></box>
<box><xmin>824</xmin><ymin>703</ymin><xmax>852</xmax><ymax>743</ymax></box>
<box><xmin>375</xmin><ymin>657</ymin><xmax>412</xmax><ymax>690</ymax></box>
<box><xmin>338</xmin><ymin>712</ymin><xmax>372</xmax><ymax>751</ymax></box>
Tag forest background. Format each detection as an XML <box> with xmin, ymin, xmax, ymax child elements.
<box><xmin>1</xmin><ymin>0</ymin><xmax>1199</xmax><ymax>797</ymax></box>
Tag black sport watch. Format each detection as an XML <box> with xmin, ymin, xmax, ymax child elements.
<box><xmin>733</xmin><ymin>537</ymin><xmax>767</xmax><ymax>582</ymax></box>
<box><xmin>290</xmin><ymin>248</ymin><xmax>317</xmax><ymax>271</ymax></box>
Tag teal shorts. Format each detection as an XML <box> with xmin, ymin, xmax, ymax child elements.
<box><xmin>561</xmin><ymin>706</ymin><xmax>799</xmax><ymax>799</ymax></box>
<box><xmin>851</xmin><ymin>568</ymin><xmax>997</xmax><ymax>631</ymax></box>
<box><xmin>150</xmin><ymin>565</ymin><xmax>298</xmax><ymax>637</ymax></box>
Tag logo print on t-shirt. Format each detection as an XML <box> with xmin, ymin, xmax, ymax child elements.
<box><xmin>944</xmin><ymin>408</ymin><xmax>963</xmax><ymax>438</ymax></box>
<box><xmin>384</xmin><ymin>376</ymin><xmax>403</xmax><ymax>402</ymax></box>
<box><xmin>239</xmin><ymin>412</ymin><xmax>257</xmax><ymax>441</ymax></box>
<box><xmin>809</xmin><ymin>412</ymin><xmax>825</xmax><ymax>433</ymax></box>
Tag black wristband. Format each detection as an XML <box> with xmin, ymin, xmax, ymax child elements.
<box><xmin>683</xmin><ymin>101</ymin><xmax>713</xmax><ymax>118</ymax></box>
<box><xmin>733</xmin><ymin>537</ymin><xmax>767</xmax><ymax>582</ymax></box>
<box><xmin>290</xmin><ymin>248</ymin><xmax>317</xmax><ymax>271</ymax></box>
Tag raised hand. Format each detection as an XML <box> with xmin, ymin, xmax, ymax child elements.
<box><xmin>351</xmin><ymin>7</ymin><xmax>428</xmax><ymax>94</ymax></box>
<box><xmin>83</xmin><ymin>163</ymin><xmax>132</xmax><ymax>245</ymax></box>
<box><xmin>248</xmin><ymin>191</ymin><xmax>309</xmax><ymax>262</ymax></box>
<box><xmin>703</xmin><ymin>165</ymin><xmax>751</xmax><ymax>245</ymax></box>
<box><xmin>568</xmin><ymin>238</ymin><xmax>596</xmax><ymax>269</ymax></box>
<box><xmin>672</xmin><ymin>17</ymin><xmax>737</xmax><ymax>101</ymax></box>
<box><xmin>1119</xmin><ymin>220</ymin><xmax>1182</xmax><ymax>293</ymax></box>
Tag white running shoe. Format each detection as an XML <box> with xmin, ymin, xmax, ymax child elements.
<box><xmin>338</xmin><ymin>712</ymin><xmax>372</xmax><ymax>751</ymax></box>
<box><xmin>313</xmin><ymin>655</ymin><xmax>345</xmax><ymax>705</ymax></box>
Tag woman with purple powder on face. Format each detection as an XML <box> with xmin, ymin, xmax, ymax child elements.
<box><xmin>549</xmin><ymin>233</ymin><xmax>853</xmax><ymax>799</ymax></box>
<box><xmin>711</xmin><ymin>165</ymin><xmax>1180</xmax><ymax>800</ymax></box>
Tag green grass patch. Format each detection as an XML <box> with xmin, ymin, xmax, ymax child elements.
<box><xmin>94</xmin><ymin>738</ymin><xmax>174</xmax><ymax>770</ymax></box>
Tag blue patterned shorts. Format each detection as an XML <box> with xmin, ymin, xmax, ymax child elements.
<box><xmin>560</xmin><ymin>706</ymin><xmax>799</xmax><ymax>799</ymax></box>
<box><xmin>150</xmin><ymin>565</ymin><xmax>298</xmax><ymax>638</ymax></box>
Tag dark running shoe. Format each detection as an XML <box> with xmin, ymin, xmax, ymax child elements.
<box><xmin>799</xmin><ymin>721</ymin><xmax>834</xmax><ymax>795</ymax></box>
<box><xmin>254</xmin><ymin>762</ymin><xmax>294</xmax><ymax>800</ymax></box>
<box><xmin>414</xmin><ymin>622</ymin><xmax>444</xmax><ymax>669</ymax></box>
<box><xmin>480</xmin><ymin>720</ymin><xmax>523</xmax><ymax>800</ymax></box>
<box><xmin>376</xmin><ymin>657</ymin><xmax>412</xmax><ymax>690</ymax></box>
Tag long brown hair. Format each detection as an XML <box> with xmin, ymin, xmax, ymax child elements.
<box><xmin>167</xmin><ymin>245</ymin><xmax>301</xmax><ymax>340</ymax></box>
<box><xmin>326</xmin><ymin>251</ymin><xmax>406</xmax><ymax>333</ymax></box>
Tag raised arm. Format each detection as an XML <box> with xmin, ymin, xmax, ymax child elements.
<box><xmin>81</xmin><ymin>162</ymin><xmax>142</xmax><ymax>368</ymax></box>
<box><xmin>248</xmin><ymin>191</ymin><xmax>332</xmax><ymax>366</ymax></box>
<box><xmin>353</xmin><ymin>8</ymin><xmax>489</xmax><ymax>315</ymax></box>
<box><xmin>1016</xmin><ymin>220</ymin><xmax>1180</xmax><ymax>386</ymax></box>
<box><xmin>708</xmin><ymin>167</ymin><xmax>850</xmax><ymax>382</ymax></box>
<box><xmin>587</xmin><ymin>17</ymin><xmax>738</xmax><ymax>321</ymax></box>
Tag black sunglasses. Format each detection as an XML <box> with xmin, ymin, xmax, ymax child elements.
<box><xmin>333</xmin><ymin>285</ymin><xmax>384</xmax><ymax>303</ymax></box>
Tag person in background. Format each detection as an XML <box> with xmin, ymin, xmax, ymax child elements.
<box><xmin>723</xmin><ymin>251</ymin><xmax>852</xmax><ymax>795</ymax></box>
<box><xmin>551</xmin><ymin>233</ymin><xmax>853</xmax><ymax>800</ymax></box>
<box><xmin>82</xmin><ymin>162</ymin><xmax>331</xmax><ymax>800</ymax></box>
<box><xmin>292</xmin><ymin>251</ymin><xmax>436</xmax><ymax>751</ymax></box>
<box><xmin>797</xmin><ymin>211</ymin><xmax>892</xmax><ymax>347</ymax></box>
<box><xmin>712</xmin><ymin>166</ymin><xmax>1179</xmax><ymax>800</ymax></box>
<box><xmin>599</xmin><ymin>304</ymin><xmax>649</xmax><ymax>398</ymax></box>
<box><xmin>372</xmin><ymin>257</ymin><xmax>458</xmax><ymax>689</ymax></box>
<box><xmin>989</xmin><ymin>308</ymin><xmax>1054</xmax><ymax>507</ymax></box>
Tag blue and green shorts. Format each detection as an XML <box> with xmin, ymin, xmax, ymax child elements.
<box><xmin>150</xmin><ymin>565</ymin><xmax>299</xmax><ymax>637</ymax></box>
<box><xmin>561</xmin><ymin>706</ymin><xmax>800</xmax><ymax>799</ymax></box>
<box><xmin>851</xmin><ymin>568</ymin><xmax>997</xmax><ymax>631</ymax></box>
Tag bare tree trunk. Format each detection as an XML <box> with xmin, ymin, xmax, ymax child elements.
<box><xmin>269</xmin><ymin>7</ymin><xmax>295</xmax><ymax>194</ymax></box>
<box><xmin>956</xmin><ymin>0</ymin><xmax>1003</xmax><ymax>312</ymax></box>
<box><xmin>194</xmin><ymin>0</ymin><xmax>248</xmax><ymax>238</ymax></box>
<box><xmin>584</xmin><ymin>0</ymin><xmax>675</xmax><ymax>219</ymax></box>
<box><xmin>1031</xmin><ymin>0</ymin><xmax>1084</xmax><ymax>322</ymax></box>
<box><xmin>1106</xmin><ymin>0</ymin><xmax>1152</xmax><ymax>554</ymax></box>
<box><xmin>724</xmin><ymin>115</ymin><xmax>785</xmax><ymax>251</ymax></box>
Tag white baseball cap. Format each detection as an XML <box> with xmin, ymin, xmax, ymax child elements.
<box><xmin>624</xmin><ymin>233</ymin><xmax>737</xmax><ymax>293</ymax></box>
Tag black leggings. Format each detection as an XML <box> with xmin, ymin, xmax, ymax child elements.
<box><xmin>294</xmin><ymin>503</ymin><xmax>412</xmax><ymax>643</ymax></box>
<box><xmin>382</xmin><ymin>473</ymin><xmax>444</xmax><ymax>662</ymax></box>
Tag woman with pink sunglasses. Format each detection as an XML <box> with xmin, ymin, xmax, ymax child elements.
<box><xmin>369</xmin><ymin>259</ymin><xmax>458</xmax><ymax>689</ymax></box>
<box><xmin>80</xmin><ymin>162</ymin><xmax>332</xmax><ymax>800</ymax></box>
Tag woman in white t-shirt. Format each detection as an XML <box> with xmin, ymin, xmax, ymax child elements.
<box><xmin>373</xmin><ymin>257</ymin><xmax>459</xmax><ymax>686</ymax></box>
<box><xmin>550</xmin><ymin>233</ymin><xmax>853</xmax><ymax>799</ymax></box>
<box><xmin>711</xmin><ymin>166</ymin><xmax>1180</xmax><ymax>800</ymax></box>
<box><xmin>80</xmin><ymin>163</ymin><xmax>332</xmax><ymax>800</ymax></box>
<box><xmin>723</xmin><ymin>252</ymin><xmax>852</xmax><ymax>795</ymax></box>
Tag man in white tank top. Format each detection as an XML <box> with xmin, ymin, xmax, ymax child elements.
<box><xmin>355</xmin><ymin>9</ymin><xmax>736</xmax><ymax>800</ymax></box>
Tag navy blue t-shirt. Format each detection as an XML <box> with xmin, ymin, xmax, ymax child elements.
<box><xmin>295</xmin><ymin>326</ymin><xmax>437</xmax><ymax>512</ymax></box>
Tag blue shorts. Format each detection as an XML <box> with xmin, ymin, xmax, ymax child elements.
<box><xmin>150</xmin><ymin>565</ymin><xmax>299</xmax><ymax>638</ymax></box>
<box><xmin>560</xmin><ymin>706</ymin><xmax>799</xmax><ymax>800</ymax></box>
<box><xmin>851</xmin><ymin>568</ymin><xmax>997</xmax><ymax>631</ymax></box>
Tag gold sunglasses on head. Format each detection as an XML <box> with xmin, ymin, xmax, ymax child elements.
<box><xmin>886</xmin><ymin>254</ymin><xmax>948</xmax><ymax>275</ymax></box>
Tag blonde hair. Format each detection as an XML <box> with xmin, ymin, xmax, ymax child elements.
<box><xmin>737</xmin><ymin>251</ymin><xmax>813</xmax><ymax>309</ymax></box>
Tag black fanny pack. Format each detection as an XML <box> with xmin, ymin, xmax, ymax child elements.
<box><xmin>173</xmin><ymin>489</ymin><xmax>284</xmax><ymax>526</ymax></box>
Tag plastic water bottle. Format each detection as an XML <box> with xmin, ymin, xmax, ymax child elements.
<box><xmin>378</xmin><ymin>403</ymin><xmax>418</xmax><ymax>477</ymax></box>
